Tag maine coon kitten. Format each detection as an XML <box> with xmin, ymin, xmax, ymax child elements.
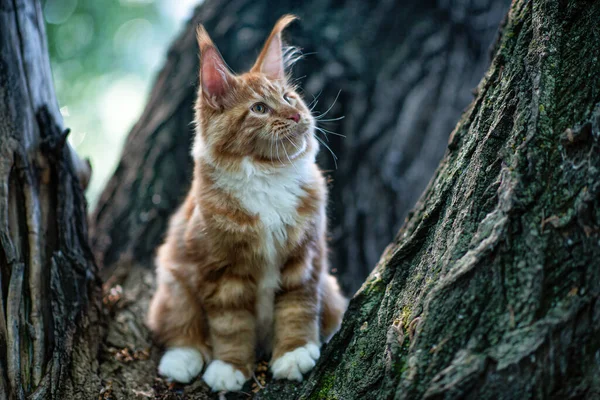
<box><xmin>146</xmin><ymin>15</ymin><xmax>347</xmax><ymax>392</ymax></box>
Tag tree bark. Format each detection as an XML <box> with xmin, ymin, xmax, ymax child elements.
<box><xmin>90</xmin><ymin>0</ymin><xmax>509</xmax><ymax>293</ymax></box>
<box><xmin>255</xmin><ymin>0</ymin><xmax>600</xmax><ymax>398</ymax></box>
<box><xmin>0</xmin><ymin>0</ymin><xmax>99</xmax><ymax>399</ymax></box>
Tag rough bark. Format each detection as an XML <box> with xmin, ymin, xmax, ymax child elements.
<box><xmin>254</xmin><ymin>0</ymin><xmax>600</xmax><ymax>398</ymax></box>
<box><xmin>0</xmin><ymin>0</ymin><xmax>100</xmax><ymax>399</ymax></box>
<box><xmin>90</xmin><ymin>0</ymin><xmax>509</xmax><ymax>293</ymax></box>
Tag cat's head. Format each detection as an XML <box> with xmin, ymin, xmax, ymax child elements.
<box><xmin>193</xmin><ymin>15</ymin><xmax>317</xmax><ymax>168</ymax></box>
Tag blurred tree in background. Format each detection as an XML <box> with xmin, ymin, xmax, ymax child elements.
<box><xmin>44</xmin><ymin>0</ymin><xmax>201</xmax><ymax>204</ymax></box>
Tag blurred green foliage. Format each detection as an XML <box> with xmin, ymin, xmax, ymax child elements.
<box><xmin>44</xmin><ymin>0</ymin><xmax>199</xmax><ymax>206</ymax></box>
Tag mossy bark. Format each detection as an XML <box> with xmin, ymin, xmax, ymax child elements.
<box><xmin>0</xmin><ymin>0</ymin><xmax>100</xmax><ymax>399</ymax></box>
<box><xmin>255</xmin><ymin>0</ymin><xmax>600</xmax><ymax>398</ymax></box>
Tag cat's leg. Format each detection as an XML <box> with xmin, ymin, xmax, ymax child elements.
<box><xmin>201</xmin><ymin>270</ymin><xmax>256</xmax><ymax>392</ymax></box>
<box><xmin>320</xmin><ymin>272</ymin><xmax>348</xmax><ymax>342</ymax></box>
<box><xmin>147</xmin><ymin>265</ymin><xmax>210</xmax><ymax>384</ymax></box>
<box><xmin>270</xmin><ymin>252</ymin><xmax>321</xmax><ymax>382</ymax></box>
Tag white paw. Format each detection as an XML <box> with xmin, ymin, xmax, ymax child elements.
<box><xmin>202</xmin><ymin>360</ymin><xmax>247</xmax><ymax>392</ymax></box>
<box><xmin>158</xmin><ymin>347</ymin><xmax>204</xmax><ymax>383</ymax></box>
<box><xmin>271</xmin><ymin>342</ymin><xmax>320</xmax><ymax>382</ymax></box>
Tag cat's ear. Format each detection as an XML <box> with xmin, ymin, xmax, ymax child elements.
<box><xmin>197</xmin><ymin>25</ymin><xmax>235</xmax><ymax>108</ymax></box>
<box><xmin>251</xmin><ymin>15</ymin><xmax>297</xmax><ymax>81</ymax></box>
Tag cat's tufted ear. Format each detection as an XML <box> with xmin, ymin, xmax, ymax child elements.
<box><xmin>251</xmin><ymin>15</ymin><xmax>297</xmax><ymax>81</ymax></box>
<box><xmin>197</xmin><ymin>25</ymin><xmax>235</xmax><ymax>109</ymax></box>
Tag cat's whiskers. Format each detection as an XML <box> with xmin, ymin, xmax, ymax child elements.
<box><xmin>307</xmin><ymin>90</ymin><xmax>322</xmax><ymax>112</ymax></box>
<box><xmin>313</xmin><ymin>90</ymin><xmax>341</xmax><ymax>120</ymax></box>
<box><xmin>315</xmin><ymin>115</ymin><xmax>345</xmax><ymax>122</ymax></box>
<box><xmin>314</xmin><ymin>134</ymin><xmax>338</xmax><ymax>168</ymax></box>
<box><xmin>315</xmin><ymin>126</ymin><xmax>346</xmax><ymax>138</ymax></box>
<box><xmin>275</xmin><ymin>135</ymin><xmax>284</xmax><ymax>166</ymax></box>
<box><xmin>282</xmin><ymin>138</ymin><xmax>298</xmax><ymax>172</ymax></box>
<box><xmin>316</xmin><ymin>127</ymin><xmax>329</xmax><ymax>142</ymax></box>
<box><xmin>285</xmin><ymin>135</ymin><xmax>300</xmax><ymax>152</ymax></box>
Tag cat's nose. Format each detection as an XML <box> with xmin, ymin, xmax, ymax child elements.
<box><xmin>287</xmin><ymin>113</ymin><xmax>300</xmax><ymax>123</ymax></box>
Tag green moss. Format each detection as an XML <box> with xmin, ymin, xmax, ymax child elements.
<box><xmin>363</xmin><ymin>276</ymin><xmax>385</xmax><ymax>294</ymax></box>
<box><xmin>400</xmin><ymin>306</ymin><xmax>412</xmax><ymax>326</ymax></box>
<box><xmin>309</xmin><ymin>373</ymin><xmax>337</xmax><ymax>400</ymax></box>
<box><xmin>392</xmin><ymin>337</ymin><xmax>412</xmax><ymax>377</ymax></box>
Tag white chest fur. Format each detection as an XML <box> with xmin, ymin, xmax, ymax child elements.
<box><xmin>211</xmin><ymin>156</ymin><xmax>313</xmax><ymax>349</ymax></box>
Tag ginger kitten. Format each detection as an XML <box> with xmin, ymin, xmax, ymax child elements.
<box><xmin>146</xmin><ymin>15</ymin><xmax>347</xmax><ymax>392</ymax></box>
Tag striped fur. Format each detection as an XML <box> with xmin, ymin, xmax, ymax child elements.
<box><xmin>146</xmin><ymin>15</ymin><xmax>347</xmax><ymax>392</ymax></box>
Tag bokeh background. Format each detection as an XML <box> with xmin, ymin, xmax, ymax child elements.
<box><xmin>44</xmin><ymin>0</ymin><xmax>202</xmax><ymax>205</ymax></box>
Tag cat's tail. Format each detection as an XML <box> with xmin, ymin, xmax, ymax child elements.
<box><xmin>320</xmin><ymin>272</ymin><xmax>348</xmax><ymax>343</ymax></box>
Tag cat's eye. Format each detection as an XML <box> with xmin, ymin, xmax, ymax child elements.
<box><xmin>251</xmin><ymin>103</ymin><xmax>269</xmax><ymax>114</ymax></box>
<box><xmin>283</xmin><ymin>93</ymin><xmax>293</xmax><ymax>104</ymax></box>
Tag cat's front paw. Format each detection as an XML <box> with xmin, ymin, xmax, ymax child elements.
<box><xmin>158</xmin><ymin>347</ymin><xmax>204</xmax><ymax>383</ymax></box>
<box><xmin>271</xmin><ymin>342</ymin><xmax>320</xmax><ymax>381</ymax></box>
<box><xmin>202</xmin><ymin>360</ymin><xmax>247</xmax><ymax>392</ymax></box>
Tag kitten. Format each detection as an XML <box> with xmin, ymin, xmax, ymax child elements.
<box><xmin>146</xmin><ymin>15</ymin><xmax>347</xmax><ymax>392</ymax></box>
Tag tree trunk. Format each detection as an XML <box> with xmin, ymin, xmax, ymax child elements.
<box><xmin>0</xmin><ymin>0</ymin><xmax>99</xmax><ymax>399</ymax></box>
<box><xmin>255</xmin><ymin>0</ymin><xmax>600</xmax><ymax>398</ymax></box>
<box><xmin>90</xmin><ymin>0</ymin><xmax>509</xmax><ymax>293</ymax></box>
